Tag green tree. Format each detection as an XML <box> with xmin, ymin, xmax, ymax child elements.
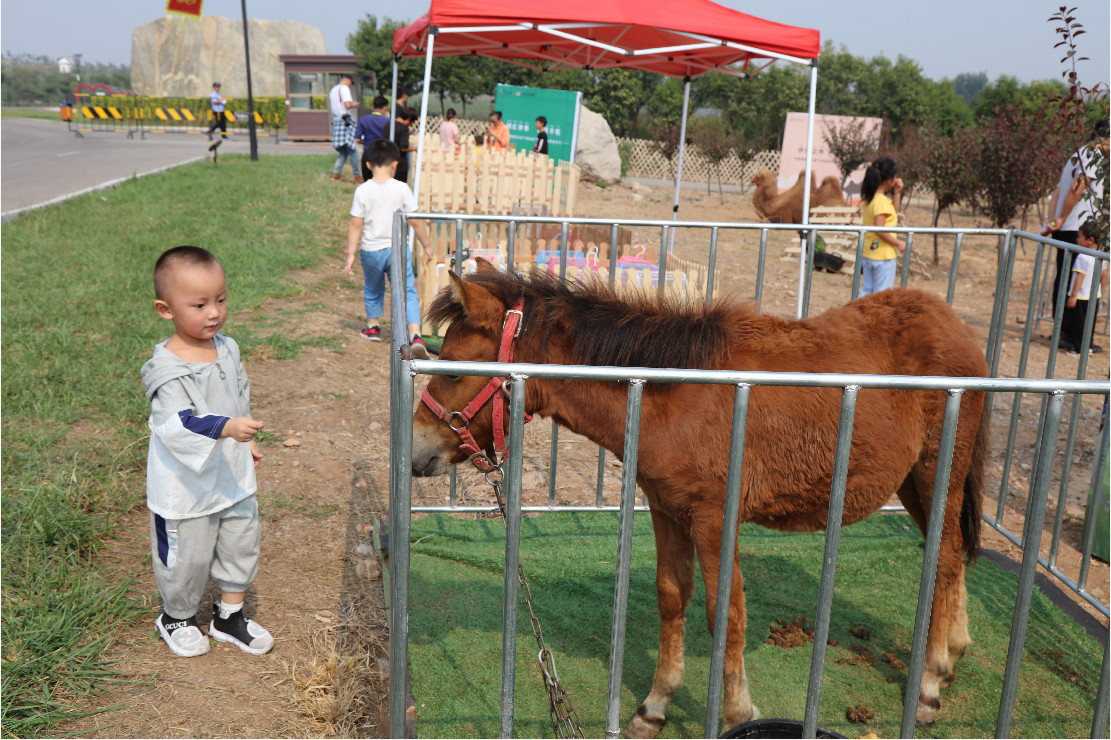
<box><xmin>951</xmin><ymin>71</ymin><xmax>988</xmax><ymax>104</ymax></box>
<box><xmin>973</xmin><ymin>104</ymin><xmax>1064</xmax><ymax>228</ymax></box>
<box><xmin>346</xmin><ymin>15</ymin><xmax>424</xmax><ymax>98</ymax></box>
<box><xmin>911</xmin><ymin>124</ymin><xmax>981</xmax><ymax>262</ymax></box>
<box><xmin>722</xmin><ymin>63</ymin><xmax>808</xmax><ymax>148</ymax></box>
<box><xmin>972</xmin><ymin>75</ymin><xmax>1067</xmax><ymax>120</ymax></box>
<box><xmin>584</xmin><ymin>69</ymin><xmax>654</xmax><ymax>137</ymax></box>
<box><xmin>822</xmin><ymin>116</ymin><xmax>880</xmax><ymax>180</ymax></box>
<box><xmin>429</xmin><ymin>56</ymin><xmax>490</xmax><ymax>116</ymax></box>
<box><xmin>815</xmin><ymin>42</ymin><xmax>868</xmax><ymax>115</ymax></box>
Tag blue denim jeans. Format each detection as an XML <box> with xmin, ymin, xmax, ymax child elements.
<box><xmin>859</xmin><ymin>257</ymin><xmax>897</xmax><ymax>297</ymax></box>
<box><xmin>359</xmin><ymin>247</ymin><xmax>421</xmax><ymax>326</ymax></box>
<box><xmin>333</xmin><ymin>146</ymin><xmax>358</xmax><ymax>177</ymax></box>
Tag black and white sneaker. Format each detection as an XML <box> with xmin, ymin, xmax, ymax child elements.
<box><xmin>209</xmin><ymin>604</ymin><xmax>274</xmax><ymax>655</ymax></box>
<box><xmin>157</xmin><ymin>612</ymin><xmax>210</xmax><ymax>657</ymax></box>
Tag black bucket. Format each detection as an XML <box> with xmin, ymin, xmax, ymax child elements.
<box><xmin>720</xmin><ymin>718</ymin><xmax>846</xmax><ymax>739</ymax></box>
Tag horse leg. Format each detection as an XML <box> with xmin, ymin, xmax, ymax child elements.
<box><xmin>692</xmin><ymin>514</ymin><xmax>758</xmax><ymax>732</ymax></box>
<box><xmin>624</xmin><ymin>510</ymin><xmax>695</xmax><ymax>740</ymax></box>
<box><xmin>898</xmin><ymin>467</ymin><xmax>970</xmax><ymax>726</ymax></box>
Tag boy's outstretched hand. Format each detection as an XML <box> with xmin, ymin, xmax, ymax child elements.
<box><xmin>250</xmin><ymin>439</ymin><xmax>263</xmax><ymax>467</ymax></box>
<box><xmin>223</xmin><ymin>416</ymin><xmax>264</xmax><ymax>442</ymax></box>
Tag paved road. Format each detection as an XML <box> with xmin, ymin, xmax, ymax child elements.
<box><xmin>1</xmin><ymin>118</ymin><xmax>334</xmax><ymax>215</ymax></box>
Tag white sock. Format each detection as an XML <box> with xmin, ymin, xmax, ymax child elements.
<box><xmin>218</xmin><ymin>600</ymin><xmax>244</xmax><ymax>620</ymax></box>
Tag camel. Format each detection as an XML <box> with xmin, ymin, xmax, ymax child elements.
<box><xmin>752</xmin><ymin>169</ymin><xmax>847</xmax><ymax>224</ymax></box>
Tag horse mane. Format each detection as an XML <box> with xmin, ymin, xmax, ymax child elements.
<box><xmin>427</xmin><ymin>268</ymin><xmax>739</xmax><ymax>369</ymax></box>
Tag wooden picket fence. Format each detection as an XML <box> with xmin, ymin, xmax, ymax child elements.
<box><xmin>415</xmin><ymin>134</ymin><xmax>579</xmax><ymax>217</ymax></box>
<box><xmin>616</xmin><ymin>138</ymin><xmax>781</xmax><ymax>185</ymax></box>
<box><xmin>421</xmin><ymin>115</ymin><xmax>780</xmax><ymax>186</ymax></box>
<box><xmin>416</xmin><ymin>232</ymin><xmax>714</xmax><ymax>337</ymax></box>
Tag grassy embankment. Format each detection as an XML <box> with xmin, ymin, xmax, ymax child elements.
<box><xmin>1</xmin><ymin>154</ymin><xmax>346</xmax><ymax>737</ymax></box>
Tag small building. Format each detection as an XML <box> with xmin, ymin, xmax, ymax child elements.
<box><xmin>58</xmin><ymin>57</ymin><xmax>75</xmax><ymax>74</ymax></box>
<box><xmin>280</xmin><ymin>55</ymin><xmax>374</xmax><ymax>141</ymax></box>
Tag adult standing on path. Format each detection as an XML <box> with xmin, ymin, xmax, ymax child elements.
<box><xmin>1042</xmin><ymin>119</ymin><xmax>1110</xmax><ymax>346</ymax></box>
<box><xmin>486</xmin><ymin>111</ymin><xmax>510</xmax><ymax>151</ymax></box>
<box><xmin>329</xmin><ymin>74</ymin><xmax>360</xmax><ymax>182</ymax></box>
<box><xmin>390</xmin><ymin>107</ymin><xmax>418</xmax><ymax>185</ymax></box>
<box><xmin>206</xmin><ymin>83</ymin><xmax>228</xmax><ymax>142</ymax></box>
<box><xmin>440</xmin><ymin>108</ymin><xmax>459</xmax><ymax>150</ymax></box>
<box><xmin>858</xmin><ymin>157</ymin><xmax>905</xmax><ymax>297</ymax></box>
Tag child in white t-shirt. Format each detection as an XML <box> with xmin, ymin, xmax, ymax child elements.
<box><xmin>342</xmin><ymin>139</ymin><xmax>433</xmax><ymax>356</ymax></box>
<box><xmin>1062</xmin><ymin>219</ymin><xmax>1109</xmax><ymax>354</ymax></box>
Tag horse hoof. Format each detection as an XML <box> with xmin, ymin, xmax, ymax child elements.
<box><xmin>624</xmin><ymin>705</ymin><xmax>666</xmax><ymax>739</ymax></box>
<box><xmin>916</xmin><ymin>695</ymin><xmax>940</xmax><ymax>726</ymax></box>
<box><xmin>941</xmin><ymin>672</ymin><xmax>957</xmax><ymax>688</ymax></box>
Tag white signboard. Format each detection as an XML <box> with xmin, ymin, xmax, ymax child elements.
<box><xmin>778</xmin><ymin>113</ymin><xmax>884</xmax><ymax>200</ymax></box>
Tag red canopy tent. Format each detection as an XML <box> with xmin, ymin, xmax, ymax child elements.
<box><xmin>393</xmin><ymin>0</ymin><xmax>819</xmax><ymax>77</ymax></box>
<box><xmin>389</xmin><ymin>0</ymin><xmax>821</xmax><ymax>319</ymax></box>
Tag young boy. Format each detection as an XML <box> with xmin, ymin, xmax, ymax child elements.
<box><xmin>142</xmin><ymin>246</ymin><xmax>274</xmax><ymax>658</ymax></box>
<box><xmin>1062</xmin><ymin>219</ymin><xmax>1109</xmax><ymax>354</ymax></box>
<box><xmin>533</xmin><ymin>115</ymin><xmax>549</xmax><ymax>155</ymax></box>
<box><xmin>343</xmin><ymin>139</ymin><xmax>433</xmax><ymax>357</ymax></box>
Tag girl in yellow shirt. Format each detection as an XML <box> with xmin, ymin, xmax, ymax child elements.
<box><xmin>859</xmin><ymin>157</ymin><xmax>905</xmax><ymax>296</ymax></box>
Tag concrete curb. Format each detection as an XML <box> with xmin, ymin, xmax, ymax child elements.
<box><xmin>2</xmin><ymin>155</ymin><xmax>207</xmax><ymax>223</ymax></box>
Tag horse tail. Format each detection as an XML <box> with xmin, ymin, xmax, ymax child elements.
<box><xmin>960</xmin><ymin>396</ymin><xmax>990</xmax><ymax>562</ymax></box>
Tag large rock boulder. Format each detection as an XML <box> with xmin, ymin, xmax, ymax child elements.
<box><xmin>574</xmin><ymin>106</ymin><xmax>621</xmax><ymax>184</ymax></box>
<box><xmin>131</xmin><ymin>16</ymin><xmax>325</xmax><ymax>98</ymax></box>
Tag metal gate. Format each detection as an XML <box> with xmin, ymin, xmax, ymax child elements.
<box><xmin>387</xmin><ymin>212</ymin><xmax>1110</xmax><ymax>738</ymax></box>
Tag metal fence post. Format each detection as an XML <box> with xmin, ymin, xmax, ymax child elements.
<box><xmin>498</xmin><ymin>374</ymin><xmax>529</xmax><ymax>738</ymax></box>
<box><xmin>899</xmin><ymin>389</ymin><xmax>964</xmax><ymax>738</ymax></box>
<box><xmin>705</xmin><ymin>383</ymin><xmax>752</xmax><ymax>737</ymax></box>
<box><xmin>996</xmin><ymin>390</ymin><xmax>1066</xmax><ymax>738</ymax></box>
<box><xmin>606</xmin><ymin>379</ymin><xmax>646</xmax><ymax>739</ymax></box>
<box><xmin>802</xmin><ymin>385</ymin><xmax>859</xmax><ymax>739</ymax></box>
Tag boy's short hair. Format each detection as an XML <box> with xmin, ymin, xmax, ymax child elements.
<box><xmin>474</xmin><ymin>133</ymin><xmax>485</xmax><ymax>146</ymax></box>
<box><xmin>366</xmin><ymin>139</ymin><xmax>401</xmax><ymax>168</ymax></box>
<box><xmin>154</xmin><ymin>246</ymin><xmax>221</xmax><ymax>299</ymax></box>
<box><xmin>1078</xmin><ymin>219</ymin><xmax>1100</xmax><ymax>242</ymax></box>
<box><xmin>372</xmin><ymin>95</ymin><xmax>388</xmax><ymax>109</ymax></box>
<box><xmin>400</xmin><ymin>106</ymin><xmax>418</xmax><ymax>123</ymax></box>
<box><xmin>536</xmin><ymin>116</ymin><xmax>547</xmax><ymax>126</ymax></box>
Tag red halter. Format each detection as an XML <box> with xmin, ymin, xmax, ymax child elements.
<box><xmin>419</xmin><ymin>298</ymin><xmax>531</xmax><ymax>473</ymax></box>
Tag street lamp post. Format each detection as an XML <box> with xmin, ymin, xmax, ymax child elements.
<box><xmin>241</xmin><ymin>0</ymin><xmax>259</xmax><ymax>161</ymax></box>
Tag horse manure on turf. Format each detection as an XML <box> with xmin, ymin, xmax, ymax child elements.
<box><xmin>765</xmin><ymin>616</ymin><xmax>813</xmax><ymax>648</ymax></box>
<box><xmin>846</xmin><ymin>704</ymin><xmax>875</xmax><ymax>723</ymax></box>
<box><xmin>836</xmin><ymin>642</ymin><xmax>876</xmax><ymax>666</ymax></box>
<box><xmin>850</xmin><ymin>626</ymin><xmax>871</xmax><ymax>640</ymax></box>
<box><xmin>882</xmin><ymin>652</ymin><xmax>907</xmax><ymax>670</ymax></box>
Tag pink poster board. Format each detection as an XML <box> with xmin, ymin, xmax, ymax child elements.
<box><xmin>777</xmin><ymin>113</ymin><xmax>884</xmax><ymax>201</ymax></box>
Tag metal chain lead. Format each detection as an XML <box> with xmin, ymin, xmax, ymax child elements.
<box><xmin>491</xmin><ymin>478</ymin><xmax>585</xmax><ymax>738</ymax></box>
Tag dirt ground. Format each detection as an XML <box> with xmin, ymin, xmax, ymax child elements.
<box><xmin>59</xmin><ymin>176</ymin><xmax>1108</xmax><ymax>739</ymax></box>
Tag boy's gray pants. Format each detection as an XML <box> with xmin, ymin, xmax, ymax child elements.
<box><xmin>150</xmin><ymin>495</ymin><xmax>260</xmax><ymax>620</ymax></box>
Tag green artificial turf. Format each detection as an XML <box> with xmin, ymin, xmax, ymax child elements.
<box><xmin>407</xmin><ymin>512</ymin><xmax>1103</xmax><ymax>738</ymax></box>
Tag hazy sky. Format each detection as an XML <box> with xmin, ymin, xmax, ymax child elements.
<box><xmin>2</xmin><ymin>0</ymin><xmax>1108</xmax><ymax>85</ymax></box>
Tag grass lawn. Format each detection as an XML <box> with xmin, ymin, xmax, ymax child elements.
<box><xmin>407</xmin><ymin>512</ymin><xmax>1102</xmax><ymax>739</ymax></box>
<box><xmin>0</xmin><ymin>154</ymin><xmax>343</xmax><ymax>737</ymax></box>
<box><xmin>1</xmin><ymin>107</ymin><xmax>64</xmax><ymax>121</ymax></box>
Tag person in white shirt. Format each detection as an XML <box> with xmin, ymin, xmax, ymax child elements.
<box><xmin>328</xmin><ymin>74</ymin><xmax>360</xmax><ymax>181</ymax></box>
<box><xmin>342</xmin><ymin>139</ymin><xmax>434</xmax><ymax>357</ymax></box>
<box><xmin>1041</xmin><ymin>120</ymin><xmax>1109</xmax><ymax>321</ymax></box>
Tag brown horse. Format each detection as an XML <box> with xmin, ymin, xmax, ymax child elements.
<box><xmin>411</xmin><ymin>261</ymin><xmax>989</xmax><ymax>735</ymax></box>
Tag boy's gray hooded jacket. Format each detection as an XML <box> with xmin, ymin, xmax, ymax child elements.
<box><xmin>141</xmin><ymin>334</ymin><xmax>256</xmax><ymax>520</ymax></box>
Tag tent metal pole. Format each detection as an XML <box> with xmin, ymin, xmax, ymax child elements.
<box><xmin>797</xmin><ymin>60</ymin><xmax>818</xmax><ymax>319</ymax></box>
<box><xmin>669</xmin><ymin>76</ymin><xmax>691</xmax><ymax>254</ymax></box>
<box><xmin>412</xmin><ymin>32</ymin><xmax>436</xmax><ymax>207</ymax></box>
<box><xmin>390</xmin><ymin>56</ymin><xmax>398</xmax><ymax>122</ymax></box>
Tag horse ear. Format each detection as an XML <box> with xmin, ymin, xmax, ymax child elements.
<box><xmin>447</xmin><ymin>272</ymin><xmax>505</xmax><ymax>330</ymax></box>
<box><xmin>473</xmin><ymin>256</ymin><xmax>498</xmax><ymax>274</ymax></box>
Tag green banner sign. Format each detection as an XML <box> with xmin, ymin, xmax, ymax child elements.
<box><xmin>493</xmin><ymin>84</ymin><xmax>581</xmax><ymax>164</ymax></box>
